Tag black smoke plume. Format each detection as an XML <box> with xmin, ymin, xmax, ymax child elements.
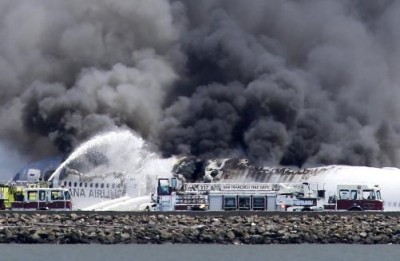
<box><xmin>1</xmin><ymin>0</ymin><xmax>400</xmax><ymax>177</ymax></box>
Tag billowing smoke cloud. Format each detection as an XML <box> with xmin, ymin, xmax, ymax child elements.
<box><xmin>0</xmin><ymin>0</ymin><xmax>181</xmax><ymax>176</ymax></box>
<box><xmin>1</xmin><ymin>0</ymin><xmax>400</xmax><ymax>177</ymax></box>
<box><xmin>156</xmin><ymin>0</ymin><xmax>400</xmax><ymax>168</ymax></box>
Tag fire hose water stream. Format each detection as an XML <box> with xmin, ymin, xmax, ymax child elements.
<box><xmin>48</xmin><ymin>129</ymin><xmax>175</xmax><ymax>210</ymax></box>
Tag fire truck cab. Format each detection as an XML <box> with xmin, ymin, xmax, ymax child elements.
<box><xmin>0</xmin><ymin>182</ymin><xmax>72</xmax><ymax>211</ymax></box>
<box><xmin>324</xmin><ymin>184</ymin><xmax>383</xmax><ymax>211</ymax></box>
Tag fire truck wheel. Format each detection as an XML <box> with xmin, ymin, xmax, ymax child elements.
<box><xmin>348</xmin><ymin>207</ymin><xmax>363</xmax><ymax>211</ymax></box>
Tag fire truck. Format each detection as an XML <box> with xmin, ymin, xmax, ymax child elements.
<box><xmin>0</xmin><ymin>181</ymin><xmax>72</xmax><ymax>211</ymax></box>
<box><xmin>323</xmin><ymin>184</ymin><xmax>383</xmax><ymax>211</ymax></box>
<box><xmin>152</xmin><ymin>177</ymin><xmax>325</xmax><ymax>212</ymax></box>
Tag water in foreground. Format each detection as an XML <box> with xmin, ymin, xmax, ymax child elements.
<box><xmin>1</xmin><ymin>244</ymin><xmax>399</xmax><ymax>261</ymax></box>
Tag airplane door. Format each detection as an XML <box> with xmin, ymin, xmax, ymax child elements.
<box><xmin>125</xmin><ymin>177</ymin><xmax>139</xmax><ymax>197</ymax></box>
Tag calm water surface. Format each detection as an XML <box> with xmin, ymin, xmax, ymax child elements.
<box><xmin>1</xmin><ymin>244</ymin><xmax>399</xmax><ymax>261</ymax></box>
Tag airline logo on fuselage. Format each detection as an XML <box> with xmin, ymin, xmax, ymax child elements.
<box><xmin>69</xmin><ymin>188</ymin><xmax>124</xmax><ymax>199</ymax></box>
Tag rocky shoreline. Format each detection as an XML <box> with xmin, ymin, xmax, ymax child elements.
<box><xmin>0</xmin><ymin>212</ymin><xmax>399</xmax><ymax>244</ymax></box>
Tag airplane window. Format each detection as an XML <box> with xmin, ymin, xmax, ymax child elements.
<box><xmin>90</xmin><ymin>183</ymin><xmax>93</xmax><ymax>188</ymax></box>
<box><xmin>106</xmin><ymin>184</ymin><xmax>109</xmax><ymax>189</ymax></box>
<box><xmin>68</xmin><ymin>182</ymin><xmax>71</xmax><ymax>187</ymax></box>
<box><xmin>101</xmin><ymin>183</ymin><xmax>104</xmax><ymax>188</ymax></box>
<box><xmin>95</xmin><ymin>183</ymin><xmax>98</xmax><ymax>188</ymax></box>
<box><xmin>112</xmin><ymin>184</ymin><xmax>115</xmax><ymax>189</ymax></box>
<box><xmin>74</xmin><ymin>182</ymin><xmax>77</xmax><ymax>187</ymax></box>
<box><xmin>84</xmin><ymin>183</ymin><xmax>87</xmax><ymax>188</ymax></box>
<box><xmin>79</xmin><ymin>183</ymin><xmax>82</xmax><ymax>187</ymax></box>
<box><xmin>63</xmin><ymin>181</ymin><xmax>67</xmax><ymax>186</ymax></box>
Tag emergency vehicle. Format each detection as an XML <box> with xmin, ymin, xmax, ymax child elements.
<box><xmin>323</xmin><ymin>184</ymin><xmax>384</xmax><ymax>211</ymax></box>
<box><xmin>153</xmin><ymin>177</ymin><xmax>324</xmax><ymax>212</ymax></box>
<box><xmin>0</xmin><ymin>181</ymin><xmax>72</xmax><ymax>211</ymax></box>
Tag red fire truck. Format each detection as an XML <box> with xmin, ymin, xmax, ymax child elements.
<box><xmin>153</xmin><ymin>177</ymin><xmax>323</xmax><ymax>212</ymax></box>
<box><xmin>323</xmin><ymin>184</ymin><xmax>383</xmax><ymax>211</ymax></box>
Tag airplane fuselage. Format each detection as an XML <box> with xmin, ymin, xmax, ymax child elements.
<box><xmin>51</xmin><ymin>170</ymin><xmax>147</xmax><ymax>210</ymax></box>
<box><xmin>15</xmin><ymin>161</ymin><xmax>400</xmax><ymax>211</ymax></box>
